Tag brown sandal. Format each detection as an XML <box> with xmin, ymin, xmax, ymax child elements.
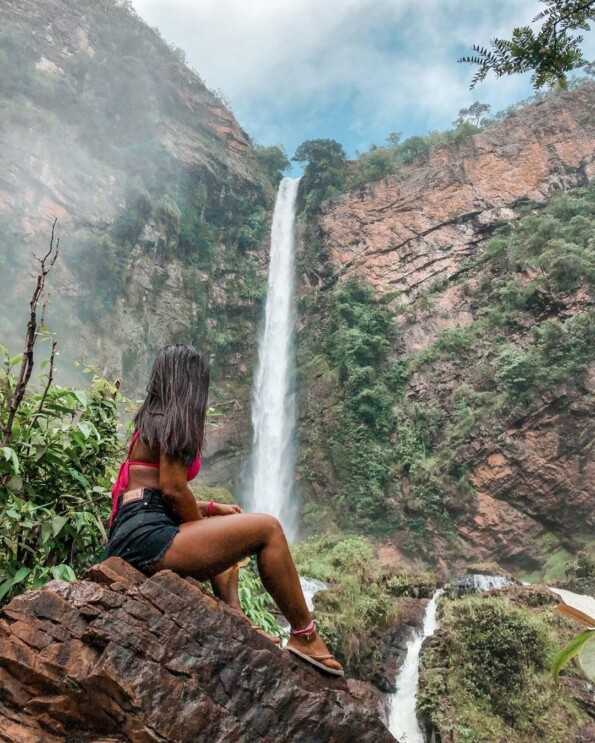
<box><xmin>251</xmin><ymin>624</ymin><xmax>281</xmax><ymax>644</ymax></box>
<box><xmin>285</xmin><ymin>620</ymin><xmax>344</xmax><ymax>677</ymax></box>
<box><xmin>286</xmin><ymin>646</ymin><xmax>344</xmax><ymax>676</ymax></box>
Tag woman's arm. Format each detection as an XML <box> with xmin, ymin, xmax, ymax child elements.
<box><xmin>159</xmin><ymin>452</ymin><xmax>203</xmax><ymax>523</ymax></box>
<box><xmin>197</xmin><ymin>502</ymin><xmax>243</xmax><ymax>517</ymax></box>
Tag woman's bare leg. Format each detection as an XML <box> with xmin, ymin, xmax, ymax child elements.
<box><xmin>211</xmin><ymin>564</ymin><xmax>281</xmax><ymax>644</ymax></box>
<box><xmin>211</xmin><ymin>566</ymin><xmax>243</xmax><ymax>612</ymax></box>
<box><xmin>154</xmin><ymin>513</ymin><xmax>341</xmax><ymax>671</ymax></box>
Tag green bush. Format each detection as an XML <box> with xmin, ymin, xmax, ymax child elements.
<box><xmin>292</xmin><ymin>535</ymin><xmax>396</xmax><ymax>679</ymax></box>
<box><xmin>0</xmin><ymin>348</ymin><xmax>122</xmax><ymax>603</ymax></box>
<box><xmin>418</xmin><ymin>593</ymin><xmax>588</xmax><ymax>742</ymax></box>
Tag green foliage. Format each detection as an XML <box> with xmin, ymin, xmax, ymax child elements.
<box><xmin>254</xmin><ymin>144</ymin><xmax>291</xmax><ymax>186</ymax></box>
<box><xmin>292</xmin><ymin>138</ymin><xmax>347</xmax><ymax>214</ymax></box>
<box><xmin>563</xmin><ymin>549</ymin><xmax>595</xmax><ymax>593</ymax></box>
<box><xmin>454</xmin><ymin>101</ymin><xmax>492</xmax><ymax>127</ymax></box>
<box><xmin>0</xmin><ymin>348</ymin><xmax>123</xmax><ymax>603</ymax></box>
<box><xmin>292</xmin><ymin>535</ymin><xmax>396</xmax><ymax>680</ymax></box>
<box><xmin>346</xmin><ymin>123</ymin><xmax>489</xmax><ymax>190</ymax></box>
<box><xmin>418</xmin><ymin>592</ymin><xmax>589</xmax><ymax>742</ymax></box>
<box><xmin>460</xmin><ymin>0</ymin><xmax>595</xmax><ymax>89</ymax></box>
<box><xmin>298</xmin><ymin>180</ymin><xmax>594</xmax><ymax>552</ymax></box>
<box><xmin>238</xmin><ymin>564</ymin><xmax>283</xmax><ymax>639</ymax></box>
<box><xmin>323</xmin><ymin>281</ymin><xmax>401</xmax><ymax>533</ymax></box>
<box><xmin>455</xmin><ymin>600</ymin><xmax>548</xmax><ymax>707</ymax></box>
<box><xmin>552</xmin><ymin>630</ymin><xmax>595</xmax><ymax>680</ymax></box>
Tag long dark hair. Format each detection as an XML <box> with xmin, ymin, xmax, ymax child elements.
<box><xmin>134</xmin><ymin>344</ymin><xmax>209</xmax><ymax>465</ymax></box>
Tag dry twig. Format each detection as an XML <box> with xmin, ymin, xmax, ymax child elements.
<box><xmin>1</xmin><ymin>220</ymin><xmax>60</xmax><ymax>446</ymax></box>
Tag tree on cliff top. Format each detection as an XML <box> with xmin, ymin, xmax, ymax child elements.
<box><xmin>292</xmin><ymin>139</ymin><xmax>347</xmax><ymax>212</ymax></box>
<box><xmin>461</xmin><ymin>0</ymin><xmax>595</xmax><ymax>89</ymax></box>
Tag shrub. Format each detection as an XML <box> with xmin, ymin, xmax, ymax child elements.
<box><xmin>0</xmin><ymin>350</ymin><xmax>122</xmax><ymax>603</ymax></box>
<box><xmin>292</xmin><ymin>535</ymin><xmax>396</xmax><ymax>679</ymax></box>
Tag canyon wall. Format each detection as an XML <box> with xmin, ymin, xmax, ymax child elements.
<box><xmin>296</xmin><ymin>86</ymin><xmax>595</xmax><ymax>574</ymax></box>
<box><xmin>0</xmin><ymin>0</ymin><xmax>275</xmax><ymax>493</ymax></box>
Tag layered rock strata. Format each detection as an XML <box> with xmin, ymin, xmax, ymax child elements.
<box><xmin>316</xmin><ymin>85</ymin><xmax>595</xmax><ymax>302</ymax></box>
<box><xmin>297</xmin><ymin>86</ymin><xmax>595</xmax><ymax>568</ymax></box>
<box><xmin>0</xmin><ymin>558</ymin><xmax>396</xmax><ymax>743</ymax></box>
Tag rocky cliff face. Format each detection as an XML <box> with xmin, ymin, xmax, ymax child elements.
<box><xmin>297</xmin><ymin>86</ymin><xmax>595</xmax><ymax>574</ymax></box>
<box><xmin>0</xmin><ymin>558</ymin><xmax>395</xmax><ymax>742</ymax></box>
<box><xmin>0</xmin><ymin>0</ymin><xmax>274</xmax><ymax>494</ymax></box>
<box><xmin>315</xmin><ymin>86</ymin><xmax>594</xmax><ymax>301</ymax></box>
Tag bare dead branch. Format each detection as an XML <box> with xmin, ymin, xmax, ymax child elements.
<box><xmin>34</xmin><ymin>339</ymin><xmax>57</xmax><ymax>418</ymax></box>
<box><xmin>1</xmin><ymin>221</ymin><xmax>60</xmax><ymax>447</ymax></box>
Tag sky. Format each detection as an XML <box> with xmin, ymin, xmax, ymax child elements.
<box><xmin>131</xmin><ymin>0</ymin><xmax>595</xmax><ymax>161</ymax></box>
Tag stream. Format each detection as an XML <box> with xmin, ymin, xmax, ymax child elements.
<box><xmin>388</xmin><ymin>589</ymin><xmax>443</xmax><ymax>742</ymax></box>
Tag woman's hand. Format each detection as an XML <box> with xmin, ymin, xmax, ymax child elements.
<box><xmin>213</xmin><ymin>503</ymin><xmax>243</xmax><ymax>516</ymax></box>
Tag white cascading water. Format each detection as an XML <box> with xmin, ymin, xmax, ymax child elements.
<box><xmin>300</xmin><ymin>577</ymin><xmax>328</xmax><ymax>611</ymax></box>
<box><xmin>247</xmin><ymin>177</ymin><xmax>301</xmax><ymax>540</ymax></box>
<box><xmin>456</xmin><ymin>574</ymin><xmax>512</xmax><ymax>592</ymax></box>
<box><xmin>389</xmin><ymin>589</ymin><xmax>444</xmax><ymax>742</ymax></box>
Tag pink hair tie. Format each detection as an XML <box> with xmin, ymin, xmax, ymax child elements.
<box><xmin>207</xmin><ymin>500</ymin><xmax>214</xmax><ymax>517</ymax></box>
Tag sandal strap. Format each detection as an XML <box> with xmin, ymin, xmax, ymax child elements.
<box><xmin>305</xmin><ymin>654</ymin><xmax>335</xmax><ymax>661</ymax></box>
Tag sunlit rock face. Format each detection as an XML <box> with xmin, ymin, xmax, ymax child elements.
<box><xmin>297</xmin><ymin>86</ymin><xmax>595</xmax><ymax>568</ymax></box>
<box><xmin>316</xmin><ymin>86</ymin><xmax>594</xmax><ymax>302</ymax></box>
<box><xmin>0</xmin><ymin>558</ymin><xmax>396</xmax><ymax>743</ymax></box>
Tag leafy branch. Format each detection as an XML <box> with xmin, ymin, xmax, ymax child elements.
<box><xmin>460</xmin><ymin>0</ymin><xmax>595</xmax><ymax>89</ymax></box>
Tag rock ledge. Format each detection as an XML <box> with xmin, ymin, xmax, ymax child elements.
<box><xmin>0</xmin><ymin>558</ymin><xmax>395</xmax><ymax>742</ymax></box>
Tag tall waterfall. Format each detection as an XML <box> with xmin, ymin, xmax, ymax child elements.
<box><xmin>247</xmin><ymin>177</ymin><xmax>301</xmax><ymax>540</ymax></box>
<box><xmin>389</xmin><ymin>589</ymin><xmax>444</xmax><ymax>742</ymax></box>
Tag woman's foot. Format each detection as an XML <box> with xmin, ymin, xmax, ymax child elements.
<box><xmin>285</xmin><ymin>623</ymin><xmax>344</xmax><ymax>676</ymax></box>
<box><xmin>249</xmin><ymin>623</ymin><xmax>282</xmax><ymax>644</ymax></box>
<box><xmin>211</xmin><ymin>563</ymin><xmax>280</xmax><ymax>644</ymax></box>
<box><xmin>226</xmin><ymin>604</ymin><xmax>281</xmax><ymax>644</ymax></box>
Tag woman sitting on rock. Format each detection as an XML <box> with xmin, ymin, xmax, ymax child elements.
<box><xmin>106</xmin><ymin>344</ymin><xmax>343</xmax><ymax>676</ymax></box>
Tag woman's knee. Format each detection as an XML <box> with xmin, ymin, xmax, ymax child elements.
<box><xmin>255</xmin><ymin>513</ymin><xmax>285</xmax><ymax>540</ymax></box>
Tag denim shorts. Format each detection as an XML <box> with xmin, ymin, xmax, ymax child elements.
<box><xmin>106</xmin><ymin>488</ymin><xmax>182</xmax><ymax>572</ymax></box>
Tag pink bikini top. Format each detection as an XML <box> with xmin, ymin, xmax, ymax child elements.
<box><xmin>110</xmin><ymin>431</ymin><xmax>201</xmax><ymax>526</ymax></box>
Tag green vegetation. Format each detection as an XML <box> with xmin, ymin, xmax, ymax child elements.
<box><xmin>292</xmin><ymin>535</ymin><xmax>397</xmax><ymax>680</ymax></box>
<box><xmin>298</xmin><ymin>183</ymin><xmax>594</xmax><ymax>548</ymax></box>
<box><xmin>418</xmin><ymin>590</ymin><xmax>590</xmax><ymax>742</ymax></box>
<box><xmin>293</xmin><ymin>138</ymin><xmax>348</xmax><ymax>216</ymax></box>
<box><xmin>299</xmin><ymin>280</ymin><xmax>403</xmax><ymax>534</ymax></box>
<box><xmin>254</xmin><ymin>144</ymin><xmax>291</xmax><ymax>186</ymax></box>
<box><xmin>562</xmin><ymin>549</ymin><xmax>595</xmax><ymax>594</ymax></box>
<box><xmin>238</xmin><ymin>563</ymin><xmax>283</xmax><ymax>640</ymax></box>
<box><xmin>0</xmin><ymin>349</ymin><xmax>122</xmax><ymax>603</ymax></box>
<box><xmin>461</xmin><ymin>0</ymin><xmax>595</xmax><ymax>89</ymax></box>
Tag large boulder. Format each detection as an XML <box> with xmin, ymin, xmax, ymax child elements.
<box><xmin>0</xmin><ymin>558</ymin><xmax>396</xmax><ymax>742</ymax></box>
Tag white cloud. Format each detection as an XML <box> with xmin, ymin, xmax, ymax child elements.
<box><xmin>131</xmin><ymin>0</ymin><xmax>589</xmax><ymax>153</ymax></box>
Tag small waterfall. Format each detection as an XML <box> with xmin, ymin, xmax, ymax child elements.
<box><xmin>449</xmin><ymin>574</ymin><xmax>513</xmax><ymax>595</ymax></box>
<box><xmin>389</xmin><ymin>589</ymin><xmax>444</xmax><ymax>742</ymax></box>
<box><xmin>247</xmin><ymin>177</ymin><xmax>301</xmax><ymax>540</ymax></box>
<box><xmin>300</xmin><ymin>577</ymin><xmax>328</xmax><ymax>611</ymax></box>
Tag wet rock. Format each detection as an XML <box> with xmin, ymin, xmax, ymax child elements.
<box><xmin>373</xmin><ymin>598</ymin><xmax>428</xmax><ymax>693</ymax></box>
<box><xmin>446</xmin><ymin>573</ymin><xmax>516</xmax><ymax>598</ymax></box>
<box><xmin>0</xmin><ymin>558</ymin><xmax>396</xmax><ymax>743</ymax></box>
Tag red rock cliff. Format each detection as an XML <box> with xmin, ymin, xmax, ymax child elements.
<box><xmin>297</xmin><ymin>86</ymin><xmax>595</xmax><ymax>572</ymax></box>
